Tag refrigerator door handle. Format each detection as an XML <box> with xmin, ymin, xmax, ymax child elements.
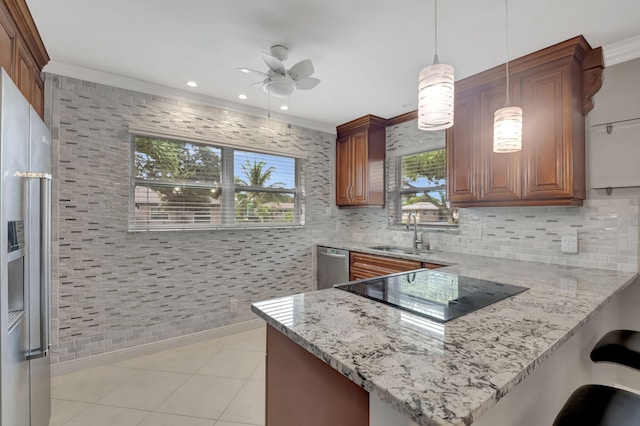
<box><xmin>17</xmin><ymin>172</ymin><xmax>52</xmax><ymax>360</ymax></box>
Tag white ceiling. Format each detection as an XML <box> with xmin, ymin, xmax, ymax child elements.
<box><xmin>26</xmin><ymin>0</ymin><xmax>640</xmax><ymax>131</ymax></box>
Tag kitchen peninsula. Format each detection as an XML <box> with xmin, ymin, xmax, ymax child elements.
<box><xmin>252</xmin><ymin>247</ymin><xmax>638</xmax><ymax>426</ymax></box>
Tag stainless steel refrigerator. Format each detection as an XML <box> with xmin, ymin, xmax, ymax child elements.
<box><xmin>0</xmin><ymin>68</ymin><xmax>51</xmax><ymax>426</ymax></box>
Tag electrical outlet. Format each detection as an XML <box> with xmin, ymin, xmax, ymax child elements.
<box><xmin>325</xmin><ymin>206</ymin><xmax>332</xmax><ymax>217</ymax></box>
<box><xmin>230</xmin><ymin>299</ymin><xmax>238</xmax><ymax>312</ymax></box>
<box><xmin>468</xmin><ymin>224</ymin><xmax>482</xmax><ymax>240</ymax></box>
<box><xmin>561</xmin><ymin>235</ymin><xmax>578</xmax><ymax>254</ymax></box>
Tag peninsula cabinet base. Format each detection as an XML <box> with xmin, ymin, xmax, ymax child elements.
<box><xmin>266</xmin><ymin>325</ymin><xmax>369</xmax><ymax>426</ymax></box>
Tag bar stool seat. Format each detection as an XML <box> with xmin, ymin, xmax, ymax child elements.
<box><xmin>553</xmin><ymin>384</ymin><xmax>640</xmax><ymax>425</ymax></box>
<box><xmin>554</xmin><ymin>330</ymin><xmax>640</xmax><ymax>425</ymax></box>
<box><xmin>591</xmin><ymin>330</ymin><xmax>640</xmax><ymax>371</ymax></box>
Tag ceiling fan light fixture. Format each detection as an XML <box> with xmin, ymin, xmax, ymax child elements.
<box><xmin>263</xmin><ymin>78</ymin><xmax>295</xmax><ymax>97</ymax></box>
<box><xmin>493</xmin><ymin>106</ymin><xmax>523</xmax><ymax>153</ymax></box>
<box><xmin>418</xmin><ymin>0</ymin><xmax>454</xmax><ymax>131</ymax></box>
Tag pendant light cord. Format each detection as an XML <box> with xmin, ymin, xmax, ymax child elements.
<box><xmin>504</xmin><ymin>0</ymin><xmax>511</xmax><ymax>107</ymax></box>
<box><xmin>433</xmin><ymin>0</ymin><xmax>440</xmax><ymax>64</ymax></box>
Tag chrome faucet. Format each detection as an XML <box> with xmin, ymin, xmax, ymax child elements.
<box><xmin>407</xmin><ymin>213</ymin><xmax>423</xmax><ymax>250</ymax></box>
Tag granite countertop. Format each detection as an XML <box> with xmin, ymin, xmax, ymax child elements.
<box><xmin>251</xmin><ymin>243</ymin><xmax>638</xmax><ymax>426</ymax></box>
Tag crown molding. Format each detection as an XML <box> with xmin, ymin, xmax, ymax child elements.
<box><xmin>603</xmin><ymin>34</ymin><xmax>640</xmax><ymax>67</ymax></box>
<box><xmin>43</xmin><ymin>60</ymin><xmax>336</xmax><ymax>134</ymax></box>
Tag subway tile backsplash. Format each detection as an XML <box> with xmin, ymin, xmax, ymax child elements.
<box><xmin>350</xmin><ymin>200</ymin><xmax>638</xmax><ymax>272</ymax></box>
<box><xmin>348</xmin><ymin>120</ymin><xmax>639</xmax><ymax>273</ymax></box>
<box><xmin>45</xmin><ymin>74</ymin><xmax>340</xmax><ymax>364</ymax></box>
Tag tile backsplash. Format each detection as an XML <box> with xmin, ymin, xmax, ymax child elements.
<box><xmin>347</xmin><ymin>119</ymin><xmax>639</xmax><ymax>273</ymax></box>
<box><xmin>44</xmin><ymin>69</ymin><xmax>638</xmax><ymax>366</ymax></box>
<box><xmin>349</xmin><ymin>200</ymin><xmax>639</xmax><ymax>273</ymax></box>
<box><xmin>44</xmin><ymin>74</ymin><xmax>341</xmax><ymax>364</ymax></box>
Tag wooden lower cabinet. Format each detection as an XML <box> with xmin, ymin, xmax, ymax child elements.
<box><xmin>266</xmin><ymin>325</ymin><xmax>369</xmax><ymax>426</ymax></box>
<box><xmin>422</xmin><ymin>262</ymin><xmax>444</xmax><ymax>269</ymax></box>
<box><xmin>349</xmin><ymin>252</ymin><xmax>423</xmax><ymax>280</ymax></box>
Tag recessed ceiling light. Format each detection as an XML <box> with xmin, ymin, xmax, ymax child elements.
<box><xmin>280</xmin><ymin>105</ymin><xmax>289</xmax><ymax>111</ymax></box>
<box><xmin>186</xmin><ymin>81</ymin><xmax>197</xmax><ymax>87</ymax></box>
<box><xmin>238</xmin><ymin>94</ymin><xmax>248</xmax><ymax>100</ymax></box>
<box><xmin>238</xmin><ymin>68</ymin><xmax>250</xmax><ymax>73</ymax></box>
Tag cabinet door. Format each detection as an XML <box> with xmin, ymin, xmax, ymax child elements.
<box><xmin>521</xmin><ymin>64</ymin><xmax>574</xmax><ymax>200</ymax></box>
<box><xmin>349</xmin><ymin>131</ymin><xmax>369</xmax><ymax>205</ymax></box>
<box><xmin>32</xmin><ymin>73</ymin><xmax>44</xmax><ymax>118</ymax></box>
<box><xmin>446</xmin><ymin>93</ymin><xmax>481</xmax><ymax>204</ymax></box>
<box><xmin>349</xmin><ymin>268</ymin><xmax>380</xmax><ymax>281</ymax></box>
<box><xmin>479</xmin><ymin>81</ymin><xmax>522</xmax><ymax>201</ymax></box>
<box><xmin>0</xmin><ymin>9</ymin><xmax>14</xmax><ymax>76</ymax></box>
<box><xmin>335</xmin><ymin>136</ymin><xmax>351</xmax><ymax>206</ymax></box>
<box><xmin>15</xmin><ymin>36</ymin><xmax>32</xmax><ymax>101</ymax></box>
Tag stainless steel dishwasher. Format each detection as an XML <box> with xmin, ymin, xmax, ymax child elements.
<box><xmin>317</xmin><ymin>246</ymin><xmax>349</xmax><ymax>289</ymax></box>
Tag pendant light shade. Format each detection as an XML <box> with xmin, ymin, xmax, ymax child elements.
<box><xmin>418</xmin><ymin>0</ymin><xmax>454</xmax><ymax>131</ymax></box>
<box><xmin>493</xmin><ymin>0</ymin><xmax>522</xmax><ymax>153</ymax></box>
<box><xmin>493</xmin><ymin>106</ymin><xmax>523</xmax><ymax>152</ymax></box>
<box><xmin>418</xmin><ymin>60</ymin><xmax>454</xmax><ymax>130</ymax></box>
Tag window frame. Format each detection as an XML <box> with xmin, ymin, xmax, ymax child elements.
<box><xmin>394</xmin><ymin>147</ymin><xmax>456</xmax><ymax>227</ymax></box>
<box><xmin>129</xmin><ymin>133</ymin><xmax>304</xmax><ymax>231</ymax></box>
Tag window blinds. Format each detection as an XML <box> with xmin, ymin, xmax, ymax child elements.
<box><xmin>130</xmin><ymin>135</ymin><xmax>303</xmax><ymax>231</ymax></box>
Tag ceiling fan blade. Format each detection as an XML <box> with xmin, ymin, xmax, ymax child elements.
<box><xmin>289</xmin><ymin>59</ymin><xmax>314</xmax><ymax>81</ymax></box>
<box><xmin>296</xmin><ymin>77</ymin><xmax>320</xmax><ymax>90</ymax></box>
<box><xmin>236</xmin><ymin>67</ymin><xmax>267</xmax><ymax>77</ymax></box>
<box><xmin>249</xmin><ymin>80</ymin><xmax>264</xmax><ymax>86</ymax></box>
<box><xmin>261</xmin><ymin>52</ymin><xmax>286</xmax><ymax>75</ymax></box>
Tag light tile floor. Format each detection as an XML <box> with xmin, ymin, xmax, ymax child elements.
<box><xmin>49</xmin><ymin>327</ymin><xmax>266</xmax><ymax>426</ymax></box>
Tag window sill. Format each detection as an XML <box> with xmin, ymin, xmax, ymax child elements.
<box><xmin>389</xmin><ymin>222</ymin><xmax>460</xmax><ymax>233</ymax></box>
<box><xmin>128</xmin><ymin>224</ymin><xmax>305</xmax><ymax>233</ymax></box>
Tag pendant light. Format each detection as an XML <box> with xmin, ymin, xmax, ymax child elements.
<box><xmin>493</xmin><ymin>0</ymin><xmax>523</xmax><ymax>153</ymax></box>
<box><xmin>418</xmin><ymin>0</ymin><xmax>454</xmax><ymax>131</ymax></box>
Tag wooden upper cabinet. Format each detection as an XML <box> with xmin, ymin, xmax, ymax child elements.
<box><xmin>479</xmin><ymin>80</ymin><xmax>522</xmax><ymax>201</ymax></box>
<box><xmin>15</xmin><ymin>35</ymin><xmax>32</xmax><ymax>100</ymax></box>
<box><xmin>447</xmin><ymin>35</ymin><xmax>601</xmax><ymax>207</ymax></box>
<box><xmin>336</xmin><ymin>115</ymin><xmax>386</xmax><ymax>208</ymax></box>
<box><xmin>446</xmin><ymin>91</ymin><xmax>481</xmax><ymax>204</ymax></box>
<box><xmin>520</xmin><ymin>62</ymin><xmax>586</xmax><ymax>201</ymax></box>
<box><xmin>0</xmin><ymin>0</ymin><xmax>49</xmax><ymax>118</ymax></box>
<box><xmin>335</xmin><ymin>136</ymin><xmax>352</xmax><ymax>205</ymax></box>
<box><xmin>0</xmin><ymin>6</ymin><xmax>15</xmax><ymax>75</ymax></box>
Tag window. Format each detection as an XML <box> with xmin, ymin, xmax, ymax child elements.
<box><xmin>130</xmin><ymin>135</ymin><xmax>303</xmax><ymax>230</ymax></box>
<box><xmin>396</xmin><ymin>148</ymin><xmax>455</xmax><ymax>225</ymax></box>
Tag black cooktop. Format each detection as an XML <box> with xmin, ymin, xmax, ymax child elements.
<box><xmin>334</xmin><ymin>269</ymin><xmax>528</xmax><ymax>323</ymax></box>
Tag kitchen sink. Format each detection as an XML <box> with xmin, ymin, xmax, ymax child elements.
<box><xmin>368</xmin><ymin>245</ymin><xmax>433</xmax><ymax>255</ymax></box>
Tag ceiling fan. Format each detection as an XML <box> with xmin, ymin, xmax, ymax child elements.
<box><xmin>237</xmin><ymin>45</ymin><xmax>320</xmax><ymax>97</ymax></box>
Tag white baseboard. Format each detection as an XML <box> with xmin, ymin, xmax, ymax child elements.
<box><xmin>51</xmin><ymin>319</ymin><xmax>265</xmax><ymax>376</ymax></box>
